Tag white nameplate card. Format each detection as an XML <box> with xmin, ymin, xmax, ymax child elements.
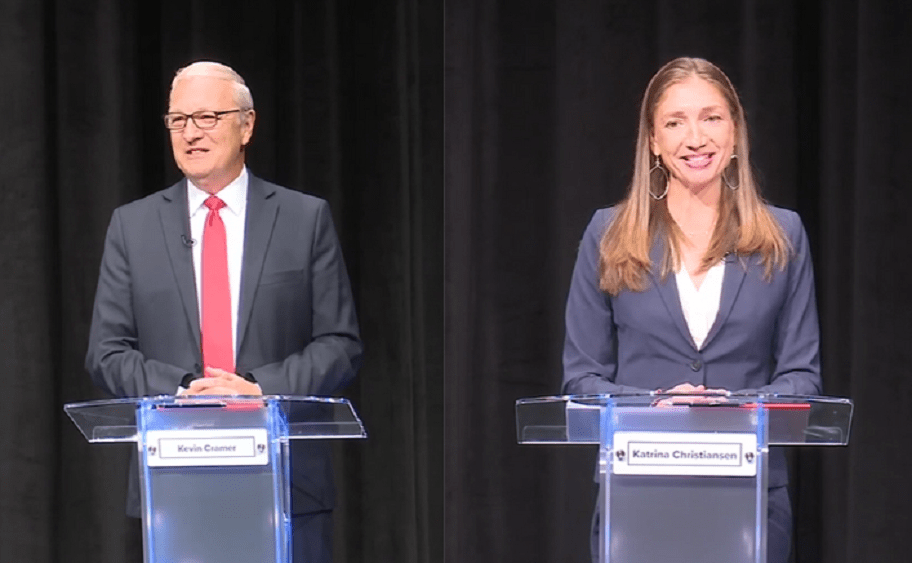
<box><xmin>145</xmin><ymin>428</ymin><xmax>269</xmax><ymax>467</ymax></box>
<box><xmin>612</xmin><ymin>431</ymin><xmax>757</xmax><ymax>477</ymax></box>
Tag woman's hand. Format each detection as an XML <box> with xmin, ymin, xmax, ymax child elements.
<box><xmin>653</xmin><ymin>383</ymin><xmax>730</xmax><ymax>406</ymax></box>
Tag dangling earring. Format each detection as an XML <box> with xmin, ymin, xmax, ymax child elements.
<box><xmin>649</xmin><ymin>155</ymin><xmax>669</xmax><ymax>200</ymax></box>
<box><xmin>723</xmin><ymin>154</ymin><xmax>740</xmax><ymax>190</ymax></box>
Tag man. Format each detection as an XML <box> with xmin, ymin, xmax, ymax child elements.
<box><xmin>85</xmin><ymin>61</ymin><xmax>362</xmax><ymax>562</ymax></box>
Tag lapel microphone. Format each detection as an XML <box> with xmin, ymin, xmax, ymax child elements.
<box><xmin>181</xmin><ymin>235</ymin><xmax>196</xmax><ymax>247</ymax></box>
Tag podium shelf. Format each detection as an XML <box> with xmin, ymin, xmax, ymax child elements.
<box><xmin>65</xmin><ymin>395</ymin><xmax>366</xmax><ymax>443</ymax></box>
<box><xmin>516</xmin><ymin>393</ymin><xmax>852</xmax><ymax>446</ymax></box>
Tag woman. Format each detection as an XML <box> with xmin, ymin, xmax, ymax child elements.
<box><xmin>562</xmin><ymin>57</ymin><xmax>821</xmax><ymax>562</ymax></box>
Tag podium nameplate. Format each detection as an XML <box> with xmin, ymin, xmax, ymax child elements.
<box><xmin>145</xmin><ymin>428</ymin><xmax>269</xmax><ymax>467</ymax></box>
<box><xmin>612</xmin><ymin>431</ymin><xmax>757</xmax><ymax>477</ymax></box>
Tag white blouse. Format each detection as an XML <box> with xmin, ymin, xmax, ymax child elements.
<box><xmin>675</xmin><ymin>261</ymin><xmax>725</xmax><ymax>350</ymax></box>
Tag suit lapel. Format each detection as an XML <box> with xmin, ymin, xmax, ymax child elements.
<box><xmin>237</xmin><ymin>175</ymin><xmax>279</xmax><ymax>351</ymax></box>
<box><xmin>158</xmin><ymin>180</ymin><xmax>201</xmax><ymax>352</ymax></box>
<box><xmin>647</xmin><ymin>237</ymin><xmax>697</xmax><ymax>350</ymax></box>
<box><xmin>701</xmin><ymin>253</ymin><xmax>747</xmax><ymax>348</ymax></box>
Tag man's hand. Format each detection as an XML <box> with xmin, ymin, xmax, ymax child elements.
<box><xmin>659</xmin><ymin>383</ymin><xmax>729</xmax><ymax>395</ymax></box>
<box><xmin>183</xmin><ymin>368</ymin><xmax>263</xmax><ymax>396</ymax></box>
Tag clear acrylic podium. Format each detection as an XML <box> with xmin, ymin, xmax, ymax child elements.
<box><xmin>66</xmin><ymin>396</ymin><xmax>366</xmax><ymax>563</ymax></box>
<box><xmin>516</xmin><ymin>394</ymin><xmax>852</xmax><ymax>563</ymax></box>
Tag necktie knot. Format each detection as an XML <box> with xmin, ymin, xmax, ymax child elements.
<box><xmin>204</xmin><ymin>196</ymin><xmax>226</xmax><ymax>212</ymax></box>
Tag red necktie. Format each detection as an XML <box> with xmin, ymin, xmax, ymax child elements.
<box><xmin>201</xmin><ymin>196</ymin><xmax>234</xmax><ymax>373</ymax></box>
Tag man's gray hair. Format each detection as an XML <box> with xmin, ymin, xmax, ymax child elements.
<box><xmin>171</xmin><ymin>61</ymin><xmax>254</xmax><ymax>110</ymax></box>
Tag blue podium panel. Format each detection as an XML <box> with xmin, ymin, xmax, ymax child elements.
<box><xmin>138</xmin><ymin>402</ymin><xmax>289</xmax><ymax>563</ymax></box>
<box><xmin>601</xmin><ymin>405</ymin><xmax>767</xmax><ymax>563</ymax></box>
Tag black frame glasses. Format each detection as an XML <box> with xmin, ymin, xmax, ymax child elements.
<box><xmin>163</xmin><ymin>109</ymin><xmax>244</xmax><ymax>130</ymax></box>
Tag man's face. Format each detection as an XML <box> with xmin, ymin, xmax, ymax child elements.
<box><xmin>168</xmin><ymin>75</ymin><xmax>255</xmax><ymax>193</ymax></box>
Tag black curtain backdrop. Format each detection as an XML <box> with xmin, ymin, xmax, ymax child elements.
<box><xmin>0</xmin><ymin>1</ymin><xmax>441</xmax><ymax>562</ymax></box>
<box><xmin>446</xmin><ymin>1</ymin><xmax>911</xmax><ymax>563</ymax></box>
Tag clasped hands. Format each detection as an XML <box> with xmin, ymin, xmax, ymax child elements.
<box><xmin>652</xmin><ymin>383</ymin><xmax>730</xmax><ymax>407</ymax></box>
<box><xmin>181</xmin><ymin>367</ymin><xmax>263</xmax><ymax>397</ymax></box>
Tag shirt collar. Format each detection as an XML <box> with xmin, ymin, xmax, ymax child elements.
<box><xmin>187</xmin><ymin>167</ymin><xmax>249</xmax><ymax>217</ymax></box>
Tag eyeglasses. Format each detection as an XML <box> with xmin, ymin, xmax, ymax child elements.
<box><xmin>163</xmin><ymin>109</ymin><xmax>244</xmax><ymax>130</ymax></box>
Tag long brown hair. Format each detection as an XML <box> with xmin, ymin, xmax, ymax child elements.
<box><xmin>598</xmin><ymin>57</ymin><xmax>790</xmax><ymax>295</ymax></box>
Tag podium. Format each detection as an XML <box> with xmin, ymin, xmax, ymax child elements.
<box><xmin>66</xmin><ymin>396</ymin><xmax>366</xmax><ymax>563</ymax></box>
<box><xmin>516</xmin><ymin>394</ymin><xmax>852</xmax><ymax>563</ymax></box>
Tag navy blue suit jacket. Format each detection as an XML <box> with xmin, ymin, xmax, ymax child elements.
<box><xmin>562</xmin><ymin>205</ymin><xmax>821</xmax><ymax>486</ymax></box>
<box><xmin>86</xmin><ymin>174</ymin><xmax>362</xmax><ymax>515</ymax></box>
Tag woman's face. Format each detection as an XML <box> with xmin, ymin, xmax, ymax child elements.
<box><xmin>650</xmin><ymin>77</ymin><xmax>736</xmax><ymax>193</ymax></box>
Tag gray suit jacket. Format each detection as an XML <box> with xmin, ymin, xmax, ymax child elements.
<box><xmin>86</xmin><ymin>174</ymin><xmax>362</xmax><ymax>515</ymax></box>
<box><xmin>562</xmin><ymin>205</ymin><xmax>821</xmax><ymax>487</ymax></box>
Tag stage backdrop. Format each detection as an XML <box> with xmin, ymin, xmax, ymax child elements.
<box><xmin>0</xmin><ymin>1</ymin><xmax>441</xmax><ymax>562</ymax></box>
<box><xmin>446</xmin><ymin>1</ymin><xmax>911</xmax><ymax>562</ymax></box>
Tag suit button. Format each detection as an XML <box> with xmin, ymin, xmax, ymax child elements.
<box><xmin>690</xmin><ymin>360</ymin><xmax>702</xmax><ymax>371</ymax></box>
<box><xmin>194</xmin><ymin>363</ymin><xmax>202</xmax><ymax>373</ymax></box>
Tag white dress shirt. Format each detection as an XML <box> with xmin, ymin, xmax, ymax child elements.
<box><xmin>675</xmin><ymin>260</ymin><xmax>725</xmax><ymax>350</ymax></box>
<box><xmin>187</xmin><ymin>168</ymin><xmax>248</xmax><ymax>359</ymax></box>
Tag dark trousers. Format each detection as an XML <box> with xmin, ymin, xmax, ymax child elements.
<box><xmin>590</xmin><ymin>485</ymin><xmax>793</xmax><ymax>563</ymax></box>
<box><xmin>767</xmin><ymin>486</ymin><xmax>793</xmax><ymax>563</ymax></box>
<box><xmin>293</xmin><ymin>510</ymin><xmax>333</xmax><ymax>563</ymax></box>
